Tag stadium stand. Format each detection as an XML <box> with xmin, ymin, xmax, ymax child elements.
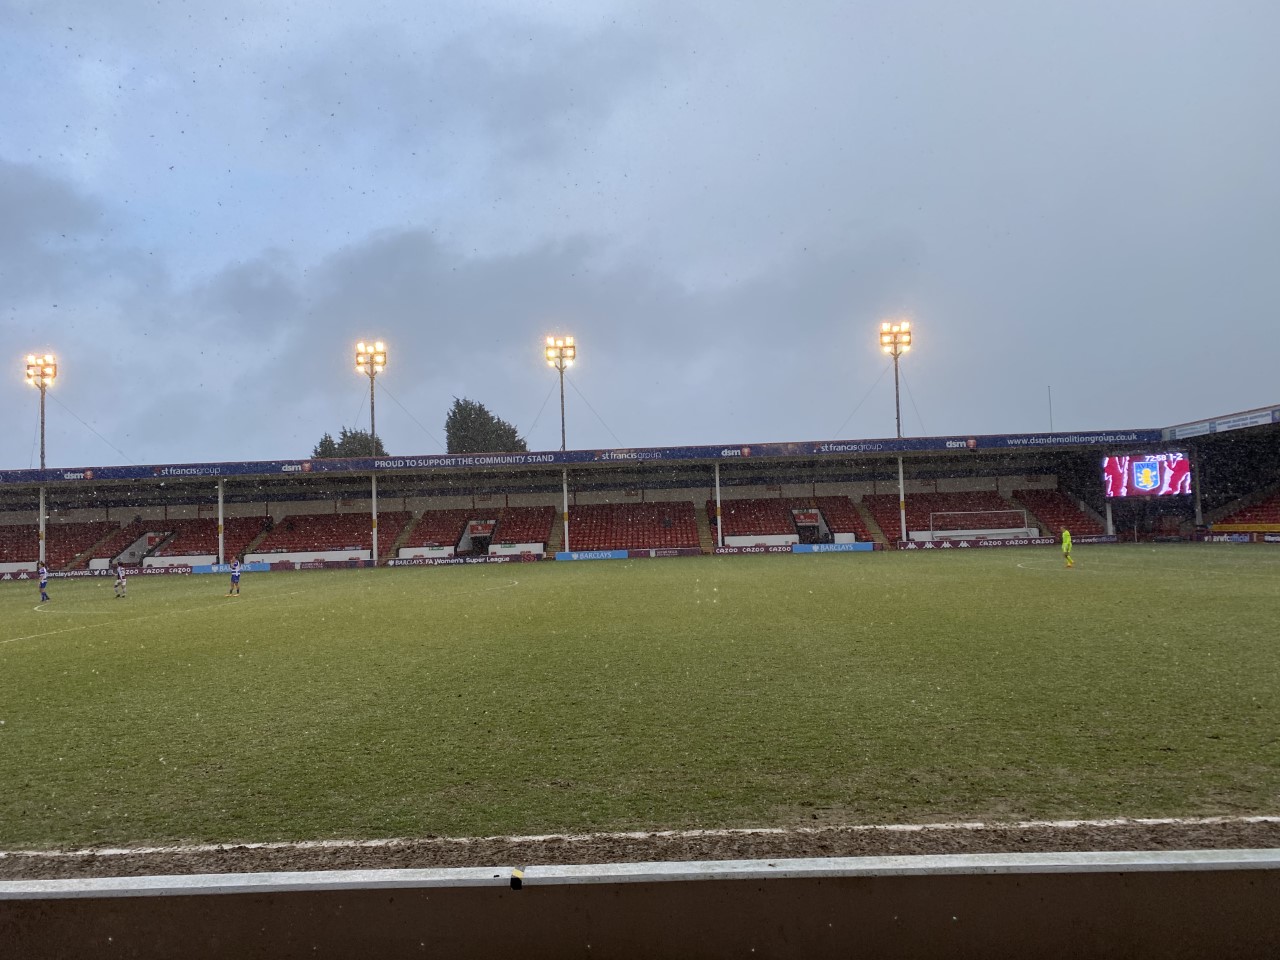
<box><xmin>1213</xmin><ymin>489</ymin><xmax>1280</xmax><ymax>528</ymax></box>
<box><xmin>253</xmin><ymin>512</ymin><xmax>412</xmax><ymax>557</ymax></box>
<box><xmin>152</xmin><ymin>516</ymin><xmax>270</xmax><ymax>559</ymax></box>
<box><xmin>0</xmin><ymin>521</ymin><xmax>120</xmax><ymax>569</ymax></box>
<box><xmin>863</xmin><ymin>491</ymin><xmax>1025</xmax><ymax>539</ymax></box>
<box><xmin>704</xmin><ymin>496</ymin><xmax>875</xmax><ymax>540</ymax></box>
<box><xmin>567</xmin><ymin>502</ymin><xmax>700</xmax><ymax>551</ymax></box>
<box><xmin>858</xmin><ymin>495</ymin><xmax>903</xmax><ymax>541</ymax></box>
<box><xmin>0</xmin><ymin>524</ymin><xmax>34</xmax><ymax>563</ymax></box>
<box><xmin>399</xmin><ymin>509</ymin><xmax>473</xmax><ymax>550</ymax></box>
<box><xmin>707</xmin><ymin>498</ymin><xmax>797</xmax><ymax>537</ymax></box>
<box><xmin>74</xmin><ymin>519</ymin><xmax>148</xmax><ymax>567</ymax></box>
<box><xmin>807</xmin><ymin>496</ymin><xmax>875</xmax><ymax>540</ymax></box>
<box><xmin>1012</xmin><ymin>489</ymin><xmax>1105</xmax><ymax>536</ymax></box>
<box><xmin>493</xmin><ymin>505</ymin><xmax>556</xmax><ymax>546</ymax></box>
<box><xmin>46</xmin><ymin>521</ymin><xmax>121</xmax><ymax>568</ymax></box>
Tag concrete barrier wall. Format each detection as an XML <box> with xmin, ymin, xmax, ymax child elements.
<box><xmin>3</xmin><ymin>851</ymin><xmax>1278</xmax><ymax>959</ymax></box>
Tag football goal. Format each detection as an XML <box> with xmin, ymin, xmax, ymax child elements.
<box><xmin>928</xmin><ymin>508</ymin><xmax>1034</xmax><ymax>540</ymax></box>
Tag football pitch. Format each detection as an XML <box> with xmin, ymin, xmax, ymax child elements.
<box><xmin>1</xmin><ymin>545</ymin><xmax>1277</xmax><ymax>850</ymax></box>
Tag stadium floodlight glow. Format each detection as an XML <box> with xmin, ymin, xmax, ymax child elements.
<box><xmin>877</xmin><ymin>320</ymin><xmax>915</xmax><ymax>544</ymax></box>
<box><xmin>355</xmin><ymin>340</ymin><xmax>387</xmax><ymax>376</ymax></box>
<box><xmin>545</xmin><ymin>335</ymin><xmax>575</xmax><ymax>370</ymax></box>
<box><xmin>25</xmin><ymin>352</ymin><xmax>57</xmax><ymax>472</ymax></box>
<box><xmin>26</xmin><ymin>351</ymin><xmax>58</xmax><ymax>567</ymax></box>
<box><xmin>25</xmin><ymin>353</ymin><xmax>58</xmax><ymax>389</ymax></box>
<box><xmin>545</xmin><ymin>334</ymin><xmax>577</xmax><ymax>554</ymax></box>
<box><xmin>353</xmin><ymin>338</ymin><xmax>387</xmax><ymax>450</ymax></box>
<box><xmin>545</xmin><ymin>335</ymin><xmax>576</xmax><ymax>450</ymax></box>
<box><xmin>354</xmin><ymin>339</ymin><xmax>388</xmax><ymax>569</ymax></box>
<box><xmin>879</xmin><ymin>320</ymin><xmax>911</xmax><ymax>356</ymax></box>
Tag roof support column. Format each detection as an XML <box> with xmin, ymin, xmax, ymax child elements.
<box><xmin>371</xmin><ymin>474</ymin><xmax>379</xmax><ymax>567</ymax></box>
<box><xmin>561</xmin><ymin>468</ymin><xmax>570</xmax><ymax>554</ymax></box>
<box><xmin>217</xmin><ymin>478</ymin><xmax>225</xmax><ymax>565</ymax></box>
<box><xmin>897</xmin><ymin>456</ymin><xmax>907</xmax><ymax>543</ymax></box>
<box><xmin>714</xmin><ymin>462</ymin><xmax>723</xmax><ymax>549</ymax></box>
<box><xmin>38</xmin><ymin>485</ymin><xmax>47</xmax><ymax>566</ymax></box>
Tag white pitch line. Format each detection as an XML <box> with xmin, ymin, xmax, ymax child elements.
<box><xmin>3</xmin><ymin>815</ymin><xmax>1276</xmax><ymax>860</ymax></box>
<box><xmin>1014</xmin><ymin>558</ymin><xmax>1060</xmax><ymax>570</ymax></box>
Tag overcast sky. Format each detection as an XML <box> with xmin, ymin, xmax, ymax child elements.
<box><xmin>2</xmin><ymin>0</ymin><xmax>1277</xmax><ymax>469</ymax></box>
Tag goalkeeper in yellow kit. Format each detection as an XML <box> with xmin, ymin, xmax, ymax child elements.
<box><xmin>1061</xmin><ymin>527</ymin><xmax>1074</xmax><ymax>567</ymax></box>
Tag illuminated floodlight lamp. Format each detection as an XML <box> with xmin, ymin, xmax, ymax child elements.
<box><xmin>25</xmin><ymin>353</ymin><xmax>58</xmax><ymax>388</ymax></box>
<box><xmin>545</xmin><ymin>335</ymin><xmax>576</xmax><ymax>370</ymax></box>
<box><xmin>879</xmin><ymin>320</ymin><xmax>912</xmax><ymax>356</ymax></box>
<box><xmin>355</xmin><ymin>340</ymin><xmax>388</xmax><ymax>376</ymax></box>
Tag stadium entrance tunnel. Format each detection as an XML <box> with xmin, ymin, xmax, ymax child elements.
<box><xmin>3</xmin><ymin>849</ymin><xmax>1278</xmax><ymax>958</ymax></box>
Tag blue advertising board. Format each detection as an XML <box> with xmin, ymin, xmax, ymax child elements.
<box><xmin>791</xmin><ymin>542</ymin><xmax>875</xmax><ymax>553</ymax></box>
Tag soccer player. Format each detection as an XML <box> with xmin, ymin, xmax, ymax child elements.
<box><xmin>227</xmin><ymin>557</ymin><xmax>241</xmax><ymax>596</ymax></box>
<box><xmin>38</xmin><ymin>562</ymin><xmax>49</xmax><ymax>602</ymax></box>
<box><xmin>1061</xmin><ymin>527</ymin><xmax>1074</xmax><ymax>568</ymax></box>
<box><xmin>114</xmin><ymin>561</ymin><xmax>128</xmax><ymax>598</ymax></box>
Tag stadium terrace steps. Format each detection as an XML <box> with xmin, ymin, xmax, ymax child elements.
<box><xmin>695</xmin><ymin>504</ymin><xmax>716</xmax><ymax>553</ymax></box>
<box><xmin>241</xmin><ymin>525</ymin><xmax>273</xmax><ymax>558</ymax></box>
<box><xmin>78</xmin><ymin>519</ymin><xmax>148</xmax><ymax>567</ymax></box>
<box><xmin>377</xmin><ymin>513</ymin><xmax>414</xmax><ymax>561</ymax></box>
<box><xmin>862</xmin><ymin>495</ymin><xmax>907</xmax><ymax>542</ymax></box>
<box><xmin>385</xmin><ymin>518</ymin><xmax>419</xmax><ymax>558</ymax></box>
<box><xmin>225</xmin><ymin>517</ymin><xmax>272</xmax><ymax>560</ymax></box>
<box><xmin>399</xmin><ymin>509</ymin><xmax>473</xmax><ymax>550</ymax></box>
<box><xmin>547</xmin><ymin>511</ymin><xmax>564</xmax><ymax>554</ymax></box>
<box><xmin>566</xmin><ymin>501</ymin><xmax>700</xmax><ymax>552</ymax></box>
<box><xmin>379</xmin><ymin>513</ymin><xmax>414</xmax><ymax>555</ymax></box>
<box><xmin>853</xmin><ymin>500</ymin><xmax>889</xmax><ymax>544</ymax></box>
<box><xmin>66</xmin><ymin>523</ymin><xmax>126</xmax><ymax>570</ymax></box>
<box><xmin>1011</xmin><ymin>489</ymin><xmax>1105</xmax><ymax>537</ymax></box>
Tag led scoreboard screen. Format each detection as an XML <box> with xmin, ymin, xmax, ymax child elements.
<box><xmin>1102</xmin><ymin>452</ymin><xmax>1192</xmax><ymax>498</ymax></box>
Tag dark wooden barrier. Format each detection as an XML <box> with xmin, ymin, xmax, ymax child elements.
<box><xmin>3</xmin><ymin>850</ymin><xmax>1277</xmax><ymax>959</ymax></box>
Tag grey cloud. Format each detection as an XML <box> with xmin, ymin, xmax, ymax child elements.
<box><xmin>278</xmin><ymin>20</ymin><xmax>673</xmax><ymax>164</ymax></box>
<box><xmin>227</xmin><ymin>227</ymin><xmax>929</xmax><ymax>455</ymax></box>
<box><xmin>0</xmin><ymin>159</ymin><xmax>110</xmax><ymax>300</ymax></box>
<box><xmin>2</xmin><ymin>1</ymin><xmax>1279</xmax><ymax>471</ymax></box>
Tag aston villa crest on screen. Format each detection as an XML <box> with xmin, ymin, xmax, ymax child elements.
<box><xmin>1131</xmin><ymin>459</ymin><xmax>1161</xmax><ymax>492</ymax></box>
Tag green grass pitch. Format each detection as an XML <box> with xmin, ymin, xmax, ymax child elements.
<box><xmin>1</xmin><ymin>544</ymin><xmax>1277</xmax><ymax>849</ymax></box>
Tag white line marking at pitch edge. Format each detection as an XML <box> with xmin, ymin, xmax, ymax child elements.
<box><xmin>3</xmin><ymin>816</ymin><xmax>1276</xmax><ymax>860</ymax></box>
